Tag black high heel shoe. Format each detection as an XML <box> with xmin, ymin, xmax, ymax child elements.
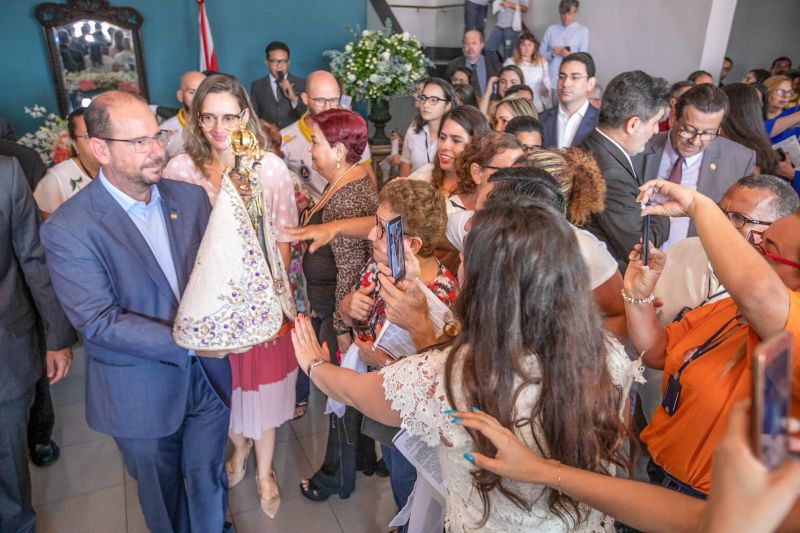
<box><xmin>299</xmin><ymin>478</ymin><xmax>351</xmax><ymax>502</ymax></box>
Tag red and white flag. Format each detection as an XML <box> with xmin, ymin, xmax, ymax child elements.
<box><xmin>198</xmin><ymin>0</ymin><xmax>218</xmax><ymax>72</ymax></box>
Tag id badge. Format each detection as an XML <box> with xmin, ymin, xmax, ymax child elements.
<box><xmin>662</xmin><ymin>375</ymin><xmax>682</xmax><ymax>416</ymax></box>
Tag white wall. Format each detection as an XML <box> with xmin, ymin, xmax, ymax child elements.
<box><xmin>724</xmin><ymin>0</ymin><xmax>800</xmax><ymax>82</ymax></box>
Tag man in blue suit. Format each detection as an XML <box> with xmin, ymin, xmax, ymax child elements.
<box><xmin>538</xmin><ymin>52</ymin><xmax>599</xmax><ymax>149</ymax></box>
<box><xmin>40</xmin><ymin>91</ymin><xmax>232</xmax><ymax>533</ymax></box>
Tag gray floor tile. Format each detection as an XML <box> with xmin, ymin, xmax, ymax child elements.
<box><xmin>328</xmin><ymin>473</ymin><xmax>396</xmax><ymax>533</ymax></box>
<box><xmin>30</xmin><ymin>437</ymin><xmax>123</xmax><ymax>506</ymax></box>
<box><xmin>51</xmin><ymin>401</ymin><xmax>105</xmax><ymax>447</ymax></box>
<box><xmin>234</xmin><ymin>496</ymin><xmax>343</xmax><ymax>533</ymax></box>
<box><xmin>34</xmin><ymin>484</ymin><xmax>126</xmax><ymax>533</ymax></box>
<box><xmin>49</xmin><ymin>372</ymin><xmax>85</xmax><ymax>407</ymax></box>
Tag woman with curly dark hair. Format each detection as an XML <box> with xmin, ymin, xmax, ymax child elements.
<box><xmin>291</xmin><ymin>198</ymin><xmax>641</xmax><ymax>531</ymax></box>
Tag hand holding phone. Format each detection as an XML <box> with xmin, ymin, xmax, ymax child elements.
<box><xmin>386</xmin><ymin>216</ymin><xmax>406</xmax><ymax>282</ymax></box>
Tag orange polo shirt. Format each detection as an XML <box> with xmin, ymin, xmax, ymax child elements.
<box><xmin>641</xmin><ymin>290</ymin><xmax>800</xmax><ymax>494</ymax></box>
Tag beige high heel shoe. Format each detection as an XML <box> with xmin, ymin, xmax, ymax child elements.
<box><xmin>225</xmin><ymin>439</ymin><xmax>253</xmax><ymax>489</ymax></box>
<box><xmin>256</xmin><ymin>471</ymin><xmax>281</xmax><ymax>519</ymax></box>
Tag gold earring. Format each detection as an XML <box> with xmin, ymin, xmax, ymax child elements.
<box><xmin>336</xmin><ymin>156</ymin><xmax>341</xmax><ymax>169</ymax></box>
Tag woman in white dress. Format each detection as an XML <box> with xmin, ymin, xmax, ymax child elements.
<box><xmin>291</xmin><ymin>199</ymin><xmax>642</xmax><ymax>532</ymax></box>
<box><xmin>504</xmin><ymin>31</ymin><xmax>551</xmax><ymax>113</ymax></box>
<box><xmin>33</xmin><ymin>107</ymin><xmax>100</xmax><ymax>219</ymax></box>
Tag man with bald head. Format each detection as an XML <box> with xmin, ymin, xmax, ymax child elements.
<box><xmin>280</xmin><ymin>70</ymin><xmax>374</xmax><ymax>201</ymax></box>
<box><xmin>40</xmin><ymin>91</ymin><xmax>233</xmax><ymax>532</ymax></box>
<box><xmin>161</xmin><ymin>70</ymin><xmax>206</xmax><ymax>158</ymax></box>
<box><xmin>444</xmin><ymin>29</ymin><xmax>502</xmax><ymax>97</ymax></box>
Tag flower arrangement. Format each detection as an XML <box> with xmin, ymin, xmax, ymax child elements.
<box><xmin>17</xmin><ymin>105</ymin><xmax>71</xmax><ymax>167</ymax></box>
<box><xmin>64</xmin><ymin>69</ymin><xmax>140</xmax><ymax>94</ymax></box>
<box><xmin>325</xmin><ymin>23</ymin><xmax>432</xmax><ymax>102</ymax></box>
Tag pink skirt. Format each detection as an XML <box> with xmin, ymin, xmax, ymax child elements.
<box><xmin>228</xmin><ymin>328</ymin><xmax>298</xmax><ymax>439</ymax></box>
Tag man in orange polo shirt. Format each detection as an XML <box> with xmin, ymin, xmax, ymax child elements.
<box><xmin>623</xmin><ymin>177</ymin><xmax>800</xmax><ymax>497</ymax></box>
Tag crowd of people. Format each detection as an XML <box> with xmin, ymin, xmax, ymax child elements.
<box><xmin>2</xmin><ymin>0</ymin><xmax>800</xmax><ymax>531</ymax></box>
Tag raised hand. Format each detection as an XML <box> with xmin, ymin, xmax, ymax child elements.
<box><xmin>623</xmin><ymin>242</ymin><xmax>667</xmax><ymax>299</ymax></box>
<box><xmin>637</xmin><ymin>179</ymin><xmax>702</xmax><ymax>218</ymax></box>
<box><xmin>291</xmin><ymin>314</ymin><xmax>330</xmax><ymax>371</ymax></box>
<box><xmin>282</xmin><ymin>223</ymin><xmax>338</xmax><ymax>253</ymax></box>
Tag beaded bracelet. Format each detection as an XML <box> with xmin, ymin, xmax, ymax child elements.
<box><xmin>620</xmin><ymin>289</ymin><xmax>656</xmax><ymax>305</ymax></box>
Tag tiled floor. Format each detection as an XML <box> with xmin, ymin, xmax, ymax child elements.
<box><xmin>32</xmin><ymin>346</ymin><xmax>397</xmax><ymax>532</ymax></box>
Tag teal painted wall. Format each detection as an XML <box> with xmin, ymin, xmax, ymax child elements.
<box><xmin>0</xmin><ymin>0</ymin><xmax>366</xmax><ymax>136</ymax></box>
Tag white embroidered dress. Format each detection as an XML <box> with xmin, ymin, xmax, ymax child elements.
<box><xmin>380</xmin><ymin>338</ymin><xmax>643</xmax><ymax>532</ymax></box>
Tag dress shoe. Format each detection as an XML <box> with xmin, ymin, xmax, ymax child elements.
<box><xmin>257</xmin><ymin>471</ymin><xmax>280</xmax><ymax>519</ymax></box>
<box><xmin>30</xmin><ymin>439</ymin><xmax>60</xmax><ymax>467</ymax></box>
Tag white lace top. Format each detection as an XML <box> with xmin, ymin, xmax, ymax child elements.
<box><xmin>380</xmin><ymin>338</ymin><xmax>643</xmax><ymax>532</ymax></box>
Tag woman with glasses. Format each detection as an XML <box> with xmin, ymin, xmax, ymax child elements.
<box><xmin>504</xmin><ymin>31</ymin><xmax>551</xmax><ymax>113</ymax></box>
<box><xmin>398</xmin><ymin>78</ymin><xmax>455</xmax><ymax>177</ymax></box>
<box><xmin>337</xmin><ymin>179</ymin><xmax>458</xmax><ymax>526</ymax></box>
<box><xmin>622</xmin><ymin>179</ymin><xmax>800</xmax><ymax>499</ymax></box>
<box><xmin>296</xmin><ymin>108</ymin><xmax>380</xmax><ymax>503</ymax></box>
<box><xmin>763</xmin><ymin>76</ymin><xmax>800</xmax><ymax>193</ymax></box>
<box><xmin>163</xmin><ymin>74</ymin><xmax>300</xmax><ymax>519</ymax></box>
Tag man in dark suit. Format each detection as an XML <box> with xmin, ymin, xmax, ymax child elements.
<box><xmin>539</xmin><ymin>52</ymin><xmax>599</xmax><ymax>149</ymax></box>
<box><xmin>580</xmin><ymin>70</ymin><xmax>671</xmax><ymax>272</ymax></box>
<box><xmin>0</xmin><ymin>141</ymin><xmax>46</xmax><ymax>190</ymax></box>
<box><xmin>250</xmin><ymin>41</ymin><xmax>306</xmax><ymax>129</ymax></box>
<box><xmin>632</xmin><ymin>83</ymin><xmax>756</xmax><ymax>248</ymax></box>
<box><xmin>40</xmin><ymin>91</ymin><xmax>233</xmax><ymax>533</ymax></box>
<box><xmin>0</xmin><ymin>155</ymin><xmax>76</xmax><ymax>532</ymax></box>
<box><xmin>444</xmin><ymin>30</ymin><xmax>502</xmax><ymax>97</ymax></box>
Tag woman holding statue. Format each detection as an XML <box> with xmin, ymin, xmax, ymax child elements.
<box><xmin>164</xmin><ymin>74</ymin><xmax>298</xmax><ymax>519</ymax></box>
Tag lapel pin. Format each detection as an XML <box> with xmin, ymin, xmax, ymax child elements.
<box><xmin>709</xmin><ymin>163</ymin><xmax>717</xmax><ymax>171</ymax></box>
<box><xmin>170</xmin><ymin>212</ymin><xmax>178</xmax><ymax>221</ymax></box>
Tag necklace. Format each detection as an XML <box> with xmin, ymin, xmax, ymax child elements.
<box><xmin>301</xmin><ymin>163</ymin><xmax>359</xmax><ymax>225</ymax></box>
<box><xmin>74</xmin><ymin>156</ymin><xmax>94</xmax><ymax>179</ymax></box>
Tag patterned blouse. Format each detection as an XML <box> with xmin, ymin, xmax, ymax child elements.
<box><xmin>353</xmin><ymin>257</ymin><xmax>459</xmax><ymax>334</ymax></box>
<box><xmin>323</xmin><ymin>177</ymin><xmax>379</xmax><ymax>334</ymax></box>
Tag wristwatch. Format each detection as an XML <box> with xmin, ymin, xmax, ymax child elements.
<box><xmin>307</xmin><ymin>358</ymin><xmax>327</xmax><ymax>376</ymax></box>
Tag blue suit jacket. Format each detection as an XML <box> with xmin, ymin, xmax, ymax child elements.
<box><xmin>539</xmin><ymin>101</ymin><xmax>599</xmax><ymax>149</ymax></box>
<box><xmin>40</xmin><ymin>178</ymin><xmax>231</xmax><ymax>439</ymax></box>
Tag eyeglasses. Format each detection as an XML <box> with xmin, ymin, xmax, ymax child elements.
<box><xmin>267</xmin><ymin>58</ymin><xmax>289</xmax><ymax>65</ymax></box>
<box><xmin>677</xmin><ymin>125</ymin><xmax>719</xmax><ymax>143</ymax></box>
<box><xmin>722</xmin><ymin>210</ymin><xmax>773</xmax><ymax>229</ymax></box>
<box><xmin>199</xmin><ymin>110</ymin><xmax>244</xmax><ymax>129</ymax></box>
<box><xmin>417</xmin><ymin>95</ymin><xmax>449</xmax><ymax>105</ymax></box>
<box><xmin>773</xmin><ymin>88</ymin><xmax>793</xmax><ymax>97</ymax></box>
<box><xmin>74</xmin><ymin>133</ymin><xmax>89</xmax><ymax>140</ymax></box>
<box><xmin>310</xmin><ymin>97</ymin><xmax>341</xmax><ymax>108</ymax></box>
<box><xmin>748</xmin><ymin>230</ymin><xmax>800</xmax><ymax>270</ymax></box>
<box><xmin>99</xmin><ymin>130</ymin><xmax>172</xmax><ymax>153</ymax></box>
<box><xmin>557</xmin><ymin>74</ymin><xmax>589</xmax><ymax>82</ymax></box>
<box><xmin>482</xmin><ymin>165</ymin><xmax>505</xmax><ymax>172</ymax></box>
<box><xmin>520</xmin><ymin>143</ymin><xmax>541</xmax><ymax>153</ymax></box>
<box><xmin>374</xmin><ymin>215</ymin><xmax>416</xmax><ymax>240</ymax></box>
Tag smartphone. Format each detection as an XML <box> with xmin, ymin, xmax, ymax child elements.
<box><xmin>776</xmin><ymin>147</ymin><xmax>787</xmax><ymax>162</ymax></box>
<box><xmin>492</xmin><ymin>81</ymin><xmax>498</xmax><ymax>95</ymax></box>
<box><xmin>751</xmin><ymin>331</ymin><xmax>793</xmax><ymax>470</ymax></box>
<box><xmin>641</xmin><ymin>214</ymin><xmax>651</xmax><ymax>266</ymax></box>
<box><xmin>354</xmin><ymin>325</ymin><xmax>375</xmax><ymax>343</ymax></box>
<box><xmin>385</xmin><ymin>216</ymin><xmax>406</xmax><ymax>282</ymax></box>
<box><xmin>340</xmin><ymin>94</ymin><xmax>352</xmax><ymax>110</ymax></box>
<box><xmin>564</xmin><ymin>46</ymin><xmax>571</xmax><ymax>52</ymax></box>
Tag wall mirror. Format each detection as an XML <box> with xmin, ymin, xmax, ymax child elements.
<box><xmin>35</xmin><ymin>0</ymin><xmax>149</xmax><ymax>115</ymax></box>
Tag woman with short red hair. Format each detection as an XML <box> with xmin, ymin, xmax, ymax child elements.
<box><xmin>298</xmin><ymin>108</ymin><xmax>381</xmax><ymax>501</ymax></box>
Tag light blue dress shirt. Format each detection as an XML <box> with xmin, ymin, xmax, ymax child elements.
<box><xmin>98</xmin><ymin>170</ymin><xmax>180</xmax><ymax>298</ymax></box>
<box><xmin>540</xmin><ymin>21</ymin><xmax>590</xmax><ymax>87</ymax></box>
<box><xmin>98</xmin><ymin>171</ymin><xmax>196</xmax><ymax>357</ymax></box>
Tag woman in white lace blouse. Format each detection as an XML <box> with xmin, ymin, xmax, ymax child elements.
<box><xmin>291</xmin><ymin>200</ymin><xmax>642</xmax><ymax>532</ymax></box>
